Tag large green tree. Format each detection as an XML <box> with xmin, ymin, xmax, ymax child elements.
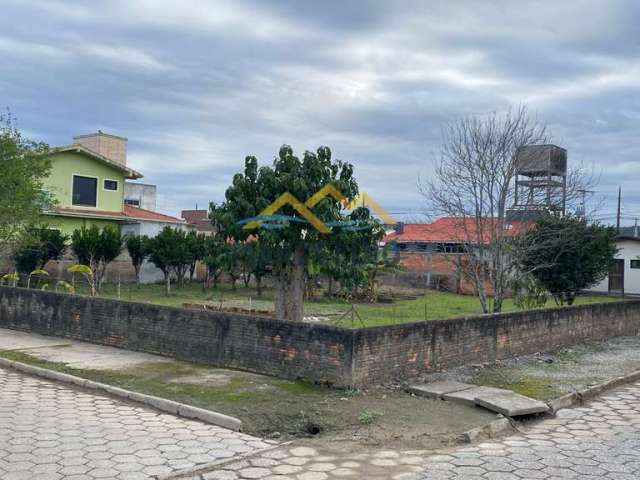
<box><xmin>515</xmin><ymin>214</ymin><xmax>617</xmax><ymax>305</ymax></box>
<box><xmin>219</xmin><ymin>145</ymin><xmax>379</xmax><ymax>322</ymax></box>
<box><xmin>0</xmin><ymin>111</ymin><xmax>52</xmax><ymax>248</ymax></box>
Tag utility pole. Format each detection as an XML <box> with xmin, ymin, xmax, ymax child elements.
<box><xmin>616</xmin><ymin>187</ymin><xmax>622</xmax><ymax>233</ymax></box>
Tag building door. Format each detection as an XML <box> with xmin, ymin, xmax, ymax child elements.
<box><xmin>609</xmin><ymin>259</ymin><xmax>625</xmax><ymax>294</ymax></box>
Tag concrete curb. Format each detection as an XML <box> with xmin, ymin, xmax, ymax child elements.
<box><xmin>0</xmin><ymin>357</ymin><xmax>243</xmax><ymax>432</ymax></box>
<box><xmin>457</xmin><ymin>416</ymin><xmax>515</xmax><ymax>444</ymax></box>
<box><xmin>547</xmin><ymin>369</ymin><xmax>640</xmax><ymax>414</ymax></box>
<box><xmin>159</xmin><ymin>442</ymin><xmax>290</xmax><ymax>480</ymax></box>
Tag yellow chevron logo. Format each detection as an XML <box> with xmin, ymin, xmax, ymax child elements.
<box><xmin>243</xmin><ymin>185</ymin><xmax>347</xmax><ymax>234</ymax></box>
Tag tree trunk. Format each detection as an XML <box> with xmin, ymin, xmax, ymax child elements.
<box><xmin>90</xmin><ymin>258</ymin><xmax>100</xmax><ymax>296</ymax></box>
<box><xmin>164</xmin><ymin>271</ymin><xmax>171</xmax><ymax>295</ymax></box>
<box><xmin>274</xmin><ymin>245</ymin><xmax>305</xmax><ymax>322</ymax></box>
<box><xmin>204</xmin><ymin>267</ymin><xmax>210</xmax><ymax>291</ymax></box>
<box><xmin>256</xmin><ymin>274</ymin><xmax>263</xmax><ymax>298</ymax></box>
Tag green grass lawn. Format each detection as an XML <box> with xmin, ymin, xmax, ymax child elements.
<box><xmin>80</xmin><ymin>281</ymin><xmax>621</xmax><ymax>328</ymax></box>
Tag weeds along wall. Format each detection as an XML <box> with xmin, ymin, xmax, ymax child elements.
<box><xmin>1</xmin><ymin>287</ymin><xmax>639</xmax><ymax>387</ymax></box>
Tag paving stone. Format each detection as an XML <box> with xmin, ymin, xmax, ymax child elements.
<box><xmin>201</xmin><ymin>380</ymin><xmax>640</xmax><ymax>479</ymax></box>
<box><xmin>7</xmin><ymin>350</ymin><xmax>640</xmax><ymax>480</ymax></box>
<box><xmin>442</xmin><ymin>386</ymin><xmax>507</xmax><ymax>407</ymax></box>
<box><xmin>0</xmin><ymin>367</ymin><xmax>270</xmax><ymax>478</ymax></box>
<box><xmin>407</xmin><ymin>381</ymin><xmax>474</xmax><ymax>399</ymax></box>
<box><xmin>474</xmin><ymin>390</ymin><xmax>550</xmax><ymax>417</ymax></box>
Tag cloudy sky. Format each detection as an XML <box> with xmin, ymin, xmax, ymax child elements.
<box><xmin>2</xmin><ymin>0</ymin><xmax>639</xmax><ymax>224</ymax></box>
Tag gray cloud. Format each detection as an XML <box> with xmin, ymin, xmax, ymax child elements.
<box><xmin>1</xmin><ymin>0</ymin><xmax>639</xmax><ymax>223</ymax></box>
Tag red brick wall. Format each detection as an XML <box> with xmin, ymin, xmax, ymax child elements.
<box><xmin>350</xmin><ymin>301</ymin><xmax>640</xmax><ymax>385</ymax></box>
<box><xmin>396</xmin><ymin>252</ymin><xmax>495</xmax><ymax>295</ymax></box>
<box><xmin>2</xmin><ymin>286</ymin><xmax>638</xmax><ymax>387</ymax></box>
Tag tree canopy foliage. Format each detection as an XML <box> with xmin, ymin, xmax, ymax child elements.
<box><xmin>125</xmin><ymin>234</ymin><xmax>150</xmax><ymax>283</ymax></box>
<box><xmin>515</xmin><ymin>214</ymin><xmax>617</xmax><ymax>305</ymax></box>
<box><xmin>217</xmin><ymin>145</ymin><xmax>383</xmax><ymax>321</ymax></box>
<box><xmin>14</xmin><ymin>226</ymin><xmax>68</xmax><ymax>275</ymax></box>
<box><xmin>0</xmin><ymin>110</ymin><xmax>52</xmax><ymax>248</ymax></box>
<box><xmin>71</xmin><ymin>225</ymin><xmax>123</xmax><ymax>293</ymax></box>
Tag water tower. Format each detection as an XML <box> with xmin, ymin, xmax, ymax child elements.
<box><xmin>510</xmin><ymin>144</ymin><xmax>567</xmax><ymax>220</ymax></box>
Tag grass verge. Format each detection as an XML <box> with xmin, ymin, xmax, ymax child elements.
<box><xmin>78</xmin><ymin>282</ymin><xmax>622</xmax><ymax>328</ymax></box>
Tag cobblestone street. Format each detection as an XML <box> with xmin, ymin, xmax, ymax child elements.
<box><xmin>194</xmin><ymin>382</ymin><xmax>640</xmax><ymax>480</ymax></box>
<box><xmin>3</xmin><ymin>365</ymin><xmax>640</xmax><ymax>480</ymax></box>
<box><xmin>0</xmin><ymin>367</ymin><xmax>272</xmax><ymax>480</ymax></box>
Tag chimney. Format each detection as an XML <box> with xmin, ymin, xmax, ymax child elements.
<box><xmin>394</xmin><ymin>222</ymin><xmax>405</xmax><ymax>234</ymax></box>
<box><xmin>73</xmin><ymin>130</ymin><xmax>128</xmax><ymax>166</ymax></box>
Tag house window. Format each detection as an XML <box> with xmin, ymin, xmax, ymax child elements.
<box><xmin>72</xmin><ymin>175</ymin><xmax>97</xmax><ymax>207</ymax></box>
<box><xmin>104</xmin><ymin>179</ymin><xmax>118</xmax><ymax>191</ymax></box>
<box><xmin>631</xmin><ymin>260</ymin><xmax>640</xmax><ymax>269</ymax></box>
<box><xmin>124</xmin><ymin>199</ymin><xmax>140</xmax><ymax>207</ymax></box>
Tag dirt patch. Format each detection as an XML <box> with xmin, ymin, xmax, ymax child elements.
<box><xmin>116</xmin><ymin>362</ymin><xmax>497</xmax><ymax>450</ymax></box>
<box><xmin>228</xmin><ymin>384</ymin><xmax>496</xmax><ymax>451</ymax></box>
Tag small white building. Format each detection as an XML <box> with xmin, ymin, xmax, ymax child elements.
<box><xmin>588</xmin><ymin>236</ymin><xmax>640</xmax><ymax>296</ymax></box>
<box><xmin>119</xmin><ymin>206</ymin><xmax>192</xmax><ymax>283</ymax></box>
<box><xmin>124</xmin><ymin>182</ymin><xmax>158</xmax><ymax>211</ymax></box>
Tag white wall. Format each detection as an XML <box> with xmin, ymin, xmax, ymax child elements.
<box><xmin>588</xmin><ymin>239</ymin><xmax>640</xmax><ymax>295</ymax></box>
<box><xmin>121</xmin><ymin>220</ymin><xmax>191</xmax><ymax>283</ymax></box>
<box><xmin>124</xmin><ymin>182</ymin><xmax>157</xmax><ymax>211</ymax></box>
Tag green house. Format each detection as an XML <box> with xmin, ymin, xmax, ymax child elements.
<box><xmin>42</xmin><ymin>132</ymin><xmax>143</xmax><ymax>235</ymax></box>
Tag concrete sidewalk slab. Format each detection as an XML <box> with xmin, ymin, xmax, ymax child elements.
<box><xmin>0</xmin><ymin>328</ymin><xmax>170</xmax><ymax>369</ymax></box>
<box><xmin>0</xmin><ymin>328</ymin><xmax>72</xmax><ymax>350</ymax></box>
<box><xmin>474</xmin><ymin>389</ymin><xmax>550</xmax><ymax>417</ymax></box>
<box><xmin>443</xmin><ymin>386</ymin><xmax>505</xmax><ymax>407</ymax></box>
<box><xmin>408</xmin><ymin>381</ymin><xmax>474</xmax><ymax>399</ymax></box>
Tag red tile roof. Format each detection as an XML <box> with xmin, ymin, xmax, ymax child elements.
<box><xmin>124</xmin><ymin>205</ymin><xmax>185</xmax><ymax>224</ymax></box>
<box><xmin>384</xmin><ymin>217</ymin><xmax>528</xmax><ymax>244</ymax></box>
<box><xmin>48</xmin><ymin>207</ymin><xmax>128</xmax><ymax>220</ymax></box>
<box><xmin>181</xmin><ymin>209</ymin><xmax>214</xmax><ymax>232</ymax></box>
<box><xmin>48</xmin><ymin>206</ymin><xmax>185</xmax><ymax>224</ymax></box>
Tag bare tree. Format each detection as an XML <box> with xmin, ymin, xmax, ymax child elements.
<box><xmin>421</xmin><ymin>107</ymin><xmax>546</xmax><ymax>312</ymax></box>
<box><xmin>421</xmin><ymin>106</ymin><xmax>595</xmax><ymax>313</ymax></box>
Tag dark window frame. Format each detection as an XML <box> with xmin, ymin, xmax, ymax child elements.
<box><xmin>72</xmin><ymin>175</ymin><xmax>98</xmax><ymax>207</ymax></box>
<box><xmin>103</xmin><ymin>179</ymin><xmax>119</xmax><ymax>191</ymax></box>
